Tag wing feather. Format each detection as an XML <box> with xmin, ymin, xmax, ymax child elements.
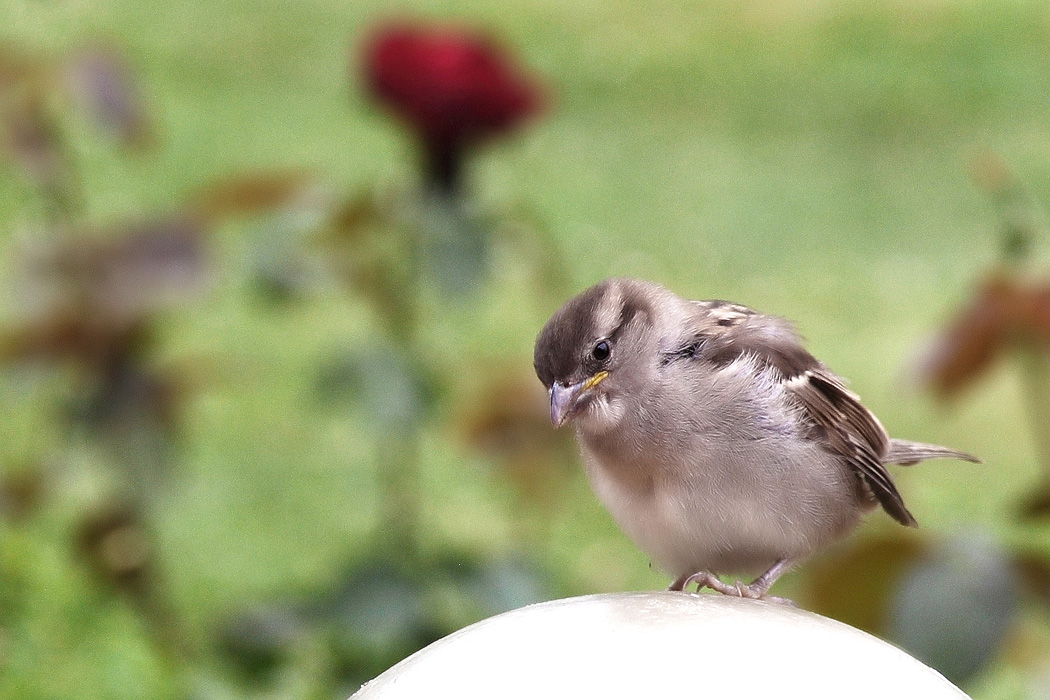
<box><xmin>785</xmin><ymin>367</ymin><xmax>916</xmax><ymax>526</ymax></box>
<box><xmin>678</xmin><ymin>304</ymin><xmax>917</xmax><ymax>526</ymax></box>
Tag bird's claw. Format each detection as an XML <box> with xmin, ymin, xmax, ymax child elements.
<box><xmin>673</xmin><ymin>570</ymin><xmax>796</xmax><ymax>606</ymax></box>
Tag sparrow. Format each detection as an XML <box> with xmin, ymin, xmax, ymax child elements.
<box><xmin>533</xmin><ymin>278</ymin><xmax>978</xmax><ymax>603</ymax></box>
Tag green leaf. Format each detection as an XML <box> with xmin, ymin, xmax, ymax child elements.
<box><xmin>317</xmin><ymin>345</ymin><xmax>429</xmax><ymax>429</ymax></box>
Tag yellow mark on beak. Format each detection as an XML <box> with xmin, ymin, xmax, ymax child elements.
<box><xmin>582</xmin><ymin>370</ymin><xmax>609</xmax><ymax>391</ymax></box>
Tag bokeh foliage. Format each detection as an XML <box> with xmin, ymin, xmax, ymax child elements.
<box><xmin>3</xmin><ymin>1</ymin><xmax>1050</xmax><ymax>698</ymax></box>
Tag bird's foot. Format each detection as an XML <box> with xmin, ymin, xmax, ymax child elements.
<box><xmin>673</xmin><ymin>570</ymin><xmax>796</xmax><ymax>606</ymax></box>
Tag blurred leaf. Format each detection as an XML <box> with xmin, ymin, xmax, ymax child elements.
<box><xmin>193</xmin><ymin>169</ymin><xmax>315</xmax><ymax>222</ymax></box>
<box><xmin>243</xmin><ymin>197</ymin><xmax>338</xmax><ymax>306</ymax></box>
<box><xmin>455</xmin><ymin>555</ymin><xmax>548</xmax><ymax>615</ymax></box>
<box><xmin>79</xmin><ymin>215</ymin><xmax>209</xmax><ymax>318</ymax></box>
<box><xmin>2</xmin><ymin>90</ymin><xmax>60</xmax><ymax>179</ymax></box>
<box><xmin>317</xmin><ymin>344</ymin><xmax>431</xmax><ymax>429</ymax></box>
<box><xmin>31</xmin><ymin>214</ymin><xmax>209</xmax><ymax>323</ymax></box>
<box><xmin>913</xmin><ymin>274</ymin><xmax>1023</xmax><ymax>399</ymax></box>
<box><xmin>0</xmin><ymin>44</ymin><xmax>37</xmax><ymax>90</ymax></box>
<box><xmin>65</xmin><ymin>45</ymin><xmax>152</xmax><ymax>149</ymax></box>
<box><xmin>74</xmin><ymin>501</ymin><xmax>191</xmax><ymax>663</ymax></box>
<box><xmin>69</xmin><ymin>362</ymin><xmax>179</xmax><ymax>489</ymax></box>
<box><xmin>1016</xmin><ymin>282</ymin><xmax>1050</xmax><ymax>344</ymax></box>
<box><xmin>250</xmin><ymin>243</ymin><xmax>324</xmax><ymax>304</ymax></box>
<box><xmin>0</xmin><ymin>86</ymin><xmax>75</xmax><ymax>211</ymax></box>
<box><xmin>800</xmin><ymin>532</ymin><xmax>926</xmax><ymax>635</ymax></box>
<box><xmin>0</xmin><ymin>45</ymin><xmax>82</xmax><ymax>218</ymax></box>
<box><xmin>457</xmin><ymin>367</ymin><xmax>575</xmax><ymax>506</ymax></box>
<box><xmin>312</xmin><ymin>188</ymin><xmax>425</xmax><ymax>329</ymax></box>
<box><xmin>218</xmin><ymin>603</ymin><xmax>310</xmax><ymax>682</ymax></box>
<box><xmin>1013</xmin><ymin>552</ymin><xmax>1050</xmax><ymax>605</ymax></box>
<box><xmin>0</xmin><ymin>315</ymin><xmax>144</xmax><ymax>369</ymax></box>
<box><xmin>326</xmin><ymin>563</ymin><xmax>429</xmax><ymax>677</ymax></box>
<box><xmin>1017</xmin><ymin>482</ymin><xmax>1050</xmax><ymax>522</ymax></box>
<box><xmin>916</xmin><ymin>156</ymin><xmax>1050</xmax><ymax>401</ymax></box>
<box><xmin>75</xmin><ymin>503</ymin><xmax>153</xmax><ymax>598</ymax></box>
<box><xmin>888</xmin><ymin>530</ymin><xmax>1018</xmax><ymax>686</ymax></box>
<box><xmin>969</xmin><ymin>149</ymin><xmax>1017</xmax><ymax>198</ymax></box>
<box><xmin>319</xmin><ymin>240</ymin><xmax>413</xmax><ymax>333</ymax></box>
<box><xmin>0</xmin><ymin>466</ymin><xmax>45</xmax><ymax>523</ymax></box>
<box><xmin>328</xmin><ymin>191</ymin><xmax>386</xmax><ymax>240</ymax></box>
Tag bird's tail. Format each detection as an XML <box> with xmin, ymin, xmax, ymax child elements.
<box><xmin>885</xmin><ymin>439</ymin><xmax>981</xmax><ymax>466</ymax></box>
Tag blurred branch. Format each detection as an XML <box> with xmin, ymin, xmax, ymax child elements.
<box><xmin>970</xmin><ymin>150</ymin><xmax>1041</xmax><ymax>267</ymax></box>
<box><xmin>2</xmin><ymin>79</ymin><xmax>83</xmax><ymax>222</ymax></box>
<box><xmin>65</xmin><ymin>45</ymin><xmax>154</xmax><ymax>150</ymax></box>
<box><xmin>1017</xmin><ymin>345</ymin><xmax>1050</xmax><ymax>518</ymax></box>
<box><xmin>919</xmin><ymin>152</ymin><xmax>1050</xmax><ymax>519</ymax></box>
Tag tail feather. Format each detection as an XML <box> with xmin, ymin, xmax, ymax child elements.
<box><xmin>885</xmin><ymin>439</ymin><xmax>981</xmax><ymax>466</ymax></box>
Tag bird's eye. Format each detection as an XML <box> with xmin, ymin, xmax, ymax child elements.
<box><xmin>591</xmin><ymin>340</ymin><xmax>611</xmax><ymax>362</ymax></box>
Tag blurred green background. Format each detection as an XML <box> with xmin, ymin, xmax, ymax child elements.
<box><xmin>3</xmin><ymin>0</ymin><xmax>1050</xmax><ymax>698</ymax></box>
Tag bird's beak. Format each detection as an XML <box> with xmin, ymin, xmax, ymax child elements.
<box><xmin>549</xmin><ymin>371</ymin><xmax>609</xmax><ymax>428</ymax></box>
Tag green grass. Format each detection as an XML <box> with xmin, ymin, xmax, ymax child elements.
<box><xmin>3</xmin><ymin>0</ymin><xmax>1050</xmax><ymax>697</ymax></box>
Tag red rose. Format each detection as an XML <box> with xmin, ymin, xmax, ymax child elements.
<box><xmin>363</xmin><ymin>23</ymin><xmax>541</xmax><ymax>190</ymax></box>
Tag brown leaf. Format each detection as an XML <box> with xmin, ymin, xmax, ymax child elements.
<box><xmin>799</xmin><ymin>532</ymin><xmax>927</xmax><ymax>635</ymax></box>
<box><xmin>1</xmin><ymin>89</ymin><xmax>67</xmax><ymax>189</ymax></box>
<box><xmin>0</xmin><ymin>466</ymin><xmax>46</xmax><ymax>523</ymax></box>
<box><xmin>312</xmin><ymin>191</ymin><xmax>415</xmax><ymax>330</ymax></box>
<box><xmin>1014</xmin><ymin>282</ymin><xmax>1050</xmax><ymax>347</ymax></box>
<box><xmin>913</xmin><ymin>274</ymin><xmax>1018</xmax><ymax>398</ymax></box>
<box><xmin>36</xmin><ymin>215</ymin><xmax>209</xmax><ymax>321</ymax></box>
<box><xmin>0</xmin><ymin>45</ymin><xmax>37</xmax><ymax>91</ymax></box>
<box><xmin>75</xmin><ymin>503</ymin><xmax>153</xmax><ymax>596</ymax></box>
<box><xmin>192</xmin><ymin>170</ymin><xmax>314</xmax><ymax>222</ymax></box>
<box><xmin>457</xmin><ymin>369</ymin><xmax>575</xmax><ymax>505</ymax></box>
<box><xmin>968</xmin><ymin>149</ymin><xmax>1017</xmax><ymax>198</ymax></box>
<box><xmin>1013</xmin><ymin>551</ymin><xmax>1050</xmax><ymax>609</ymax></box>
<box><xmin>74</xmin><ymin>501</ymin><xmax>191</xmax><ymax>658</ymax></box>
<box><xmin>326</xmin><ymin>191</ymin><xmax>385</xmax><ymax>242</ymax></box>
<box><xmin>0</xmin><ymin>313</ymin><xmax>147</xmax><ymax>368</ymax></box>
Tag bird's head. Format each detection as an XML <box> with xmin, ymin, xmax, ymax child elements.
<box><xmin>533</xmin><ymin>278</ymin><xmax>664</xmax><ymax>432</ymax></box>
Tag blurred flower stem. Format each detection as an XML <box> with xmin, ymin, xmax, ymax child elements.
<box><xmin>425</xmin><ymin>141</ymin><xmax>462</xmax><ymax>197</ymax></box>
<box><xmin>375</xmin><ymin>430</ymin><xmax>422</xmax><ymax>564</ymax></box>
<box><xmin>375</xmin><ymin>213</ymin><xmax>424</xmax><ymax>567</ymax></box>
<box><xmin>358</xmin><ymin>21</ymin><xmax>543</xmax><ymax>565</ymax></box>
<box><xmin>1020</xmin><ymin>345</ymin><xmax>1050</xmax><ymax>486</ymax></box>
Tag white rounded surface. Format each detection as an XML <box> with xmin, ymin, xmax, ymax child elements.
<box><xmin>352</xmin><ymin>592</ymin><xmax>970</xmax><ymax>699</ymax></box>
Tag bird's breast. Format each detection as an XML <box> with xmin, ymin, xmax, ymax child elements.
<box><xmin>577</xmin><ymin>427</ymin><xmax>865</xmax><ymax>578</ymax></box>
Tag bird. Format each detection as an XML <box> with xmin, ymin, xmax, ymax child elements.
<box><xmin>533</xmin><ymin>277</ymin><xmax>978</xmax><ymax>603</ymax></box>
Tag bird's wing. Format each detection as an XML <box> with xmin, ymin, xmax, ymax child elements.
<box><xmin>782</xmin><ymin>368</ymin><xmax>916</xmax><ymax>526</ymax></box>
<box><xmin>678</xmin><ymin>303</ymin><xmax>916</xmax><ymax>526</ymax></box>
